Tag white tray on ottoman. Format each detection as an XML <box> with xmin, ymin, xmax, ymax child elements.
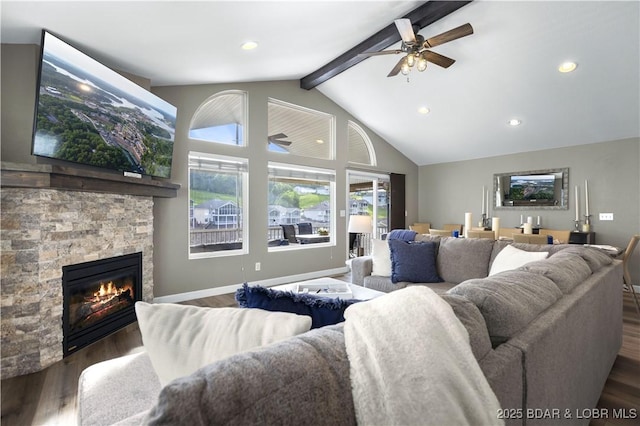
<box><xmin>273</xmin><ymin>278</ymin><xmax>384</xmax><ymax>300</ymax></box>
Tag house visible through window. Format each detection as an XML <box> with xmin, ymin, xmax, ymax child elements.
<box><xmin>268</xmin><ymin>162</ymin><xmax>335</xmax><ymax>248</ymax></box>
<box><xmin>189</xmin><ymin>152</ymin><xmax>248</xmax><ymax>258</ymax></box>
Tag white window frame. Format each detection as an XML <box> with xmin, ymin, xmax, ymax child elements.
<box><xmin>347</xmin><ymin>120</ymin><xmax>376</xmax><ymax>166</ymax></box>
<box><xmin>188</xmin><ymin>151</ymin><xmax>249</xmax><ymax>259</ymax></box>
<box><xmin>188</xmin><ymin>90</ymin><xmax>248</xmax><ymax>146</ymax></box>
<box><xmin>268</xmin><ymin>161</ymin><xmax>336</xmax><ymax>251</ymax></box>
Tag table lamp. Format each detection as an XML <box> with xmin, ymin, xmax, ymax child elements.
<box><xmin>348</xmin><ymin>215</ymin><xmax>373</xmax><ymax>257</ymax></box>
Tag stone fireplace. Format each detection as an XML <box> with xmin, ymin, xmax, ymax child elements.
<box><xmin>0</xmin><ymin>163</ymin><xmax>179</xmax><ymax>379</ymax></box>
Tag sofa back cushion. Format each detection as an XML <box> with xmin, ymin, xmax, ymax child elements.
<box><xmin>552</xmin><ymin>246</ymin><xmax>613</xmax><ymax>272</ymax></box>
<box><xmin>145</xmin><ymin>325</ymin><xmax>355</xmax><ymax>425</ymax></box>
<box><xmin>519</xmin><ymin>252</ymin><xmax>592</xmax><ymax>294</ymax></box>
<box><xmin>448</xmin><ymin>270</ymin><xmax>563</xmax><ymax>347</ymax></box>
<box><xmin>441</xmin><ymin>294</ymin><xmax>493</xmax><ymax>362</ymax></box>
<box><xmin>437</xmin><ymin>237</ymin><xmax>494</xmax><ymax>284</ymax></box>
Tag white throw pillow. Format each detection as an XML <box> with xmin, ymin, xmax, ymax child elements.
<box><xmin>489</xmin><ymin>244</ymin><xmax>549</xmax><ymax>276</ymax></box>
<box><xmin>371</xmin><ymin>238</ymin><xmax>392</xmax><ymax>277</ymax></box>
<box><xmin>135</xmin><ymin>302</ymin><xmax>312</xmax><ymax>386</ymax></box>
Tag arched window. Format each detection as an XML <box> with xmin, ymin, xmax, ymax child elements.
<box><xmin>189</xmin><ymin>91</ymin><xmax>247</xmax><ymax>146</ymax></box>
<box><xmin>268</xmin><ymin>98</ymin><xmax>334</xmax><ymax>159</ymax></box>
<box><xmin>348</xmin><ymin>121</ymin><xmax>376</xmax><ymax>166</ymax></box>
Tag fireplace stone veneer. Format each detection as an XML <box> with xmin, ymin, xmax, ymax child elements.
<box><xmin>1</xmin><ymin>188</ymin><xmax>154</xmax><ymax>379</ymax></box>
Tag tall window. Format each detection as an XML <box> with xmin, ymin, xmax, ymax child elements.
<box><xmin>268</xmin><ymin>162</ymin><xmax>335</xmax><ymax>248</ymax></box>
<box><xmin>188</xmin><ymin>91</ymin><xmax>247</xmax><ymax>146</ymax></box>
<box><xmin>189</xmin><ymin>152</ymin><xmax>248</xmax><ymax>258</ymax></box>
<box><xmin>348</xmin><ymin>121</ymin><xmax>376</xmax><ymax>166</ymax></box>
<box><xmin>267</xmin><ymin>99</ymin><xmax>334</xmax><ymax>159</ymax></box>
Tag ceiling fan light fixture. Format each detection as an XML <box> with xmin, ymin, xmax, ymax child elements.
<box><xmin>558</xmin><ymin>61</ymin><xmax>577</xmax><ymax>73</ymax></box>
<box><xmin>417</xmin><ymin>55</ymin><xmax>428</xmax><ymax>72</ymax></box>
<box><xmin>406</xmin><ymin>53</ymin><xmax>416</xmax><ymax>68</ymax></box>
<box><xmin>400</xmin><ymin>58</ymin><xmax>411</xmax><ymax>75</ymax></box>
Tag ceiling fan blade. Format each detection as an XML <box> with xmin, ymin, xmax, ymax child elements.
<box><xmin>268</xmin><ymin>133</ymin><xmax>288</xmax><ymax>140</ymax></box>
<box><xmin>359</xmin><ymin>49</ymin><xmax>403</xmax><ymax>57</ymax></box>
<box><xmin>387</xmin><ymin>56</ymin><xmax>406</xmax><ymax>77</ymax></box>
<box><xmin>394</xmin><ymin>19</ymin><xmax>416</xmax><ymax>44</ymax></box>
<box><xmin>424</xmin><ymin>23</ymin><xmax>473</xmax><ymax>48</ymax></box>
<box><xmin>422</xmin><ymin>50</ymin><xmax>456</xmax><ymax>68</ymax></box>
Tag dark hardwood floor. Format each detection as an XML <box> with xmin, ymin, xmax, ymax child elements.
<box><xmin>1</xmin><ymin>277</ymin><xmax>638</xmax><ymax>426</ymax></box>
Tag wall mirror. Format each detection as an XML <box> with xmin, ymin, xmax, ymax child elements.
<box><xmin>494</xmin><ymin>168</ymin><xmax>569</xmax><ymax>210</ymax></box>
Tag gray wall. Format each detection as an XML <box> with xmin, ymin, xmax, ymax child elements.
<box><xmin>418</xmin><ymin>138</ymin><xmax>640</xmax><ymax>283</ymax></box>
<box><xmin>0</xmin><ymin>44</ymin><xmax>419</xmax><ymax>298</ymax></box>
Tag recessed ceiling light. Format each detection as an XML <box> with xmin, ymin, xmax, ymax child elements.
<box><xmin>241</xmin><ymin>41</ymin><xmax>258</xmax><ymax>50</ymax></box>
<box><xmin>315</xmin><ymin>139</ymin><xmax>324</xmax><ymax>144</ymax></box>
<box><xmin>508</xmin><ymin>119</ymin><xmax>521</xmax><ymax>126</ymax></box>
<box><xmin>558</xmin><ymin>61</ymin><xmax>577</xmax><ymax>73</ymax></box>
<box><xmin>418</xmin><ymin>106</ymin><xmax>430</xmax><ymax>115</ymax></box>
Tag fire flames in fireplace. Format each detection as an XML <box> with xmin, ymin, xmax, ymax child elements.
<box><xmin>69</xmin><ymin>277</ymin><xmax>135</xmax><ymax>333</ymax></box>
<box><xmin>63</xmin><ymin>252</ymin><xmax>142</xmax><ymax>356</ymax></box>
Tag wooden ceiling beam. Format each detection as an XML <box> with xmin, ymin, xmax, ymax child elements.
<box><xmin>300</xmin><ymin>1</ymin><xmax>473</xmax><ymax>90</ymax></box>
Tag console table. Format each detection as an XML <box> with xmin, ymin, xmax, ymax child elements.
<box><xmin>569</xmin><ymin>231</ymin><xmax>596</xmax><ymax>245</ymax></box>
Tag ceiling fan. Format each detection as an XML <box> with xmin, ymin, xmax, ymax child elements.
<box><xmin>268</xmin><ymin>133</ymin><xmax>292</xmax><ymax>152</ymax></box>
<box><xmin>360</xmin><ymin>19</ymin><xmax>473</xmax><ymax>77</ymax></box>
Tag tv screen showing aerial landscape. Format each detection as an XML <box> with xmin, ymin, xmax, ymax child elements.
<box><xmin>32</xmin><ymin>31</ymin><xmax>177</xmax><ymax>178</ymax></box>
<box><xmin>509</xmin><ymin>174</ymin><xmax>555</xmax><ymax>200</ymax></box>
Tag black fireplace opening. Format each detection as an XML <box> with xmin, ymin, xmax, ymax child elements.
<box><xmin>62</xmin><ymin>252</ymin><xmax>142</xmax><ymax>356</ymax></box>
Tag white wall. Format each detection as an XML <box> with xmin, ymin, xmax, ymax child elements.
<box><xmin>418</xmin><ymin>138</ymin><xmax>640</xmax><ymax>283</ymax></box>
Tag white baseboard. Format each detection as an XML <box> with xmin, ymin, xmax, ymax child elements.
<box><xmin>153</xmin><ymin>266</ymin><xmax>349</xmax><ymax>304</ymax></box>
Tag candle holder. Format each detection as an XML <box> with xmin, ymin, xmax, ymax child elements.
<box><xmin>582</xmin><ymin>215</ymin><xmax>592</xmax><ymax>232</ymax></box>
<box><xmin>481</xmin><ymin>213</ymin><xmax>491</xmax><ymax>229</ymax></box>
<box><xmin>573</xmin><ymin>220</ymin><xmax>581</xmax><ymax>232</ymax></box>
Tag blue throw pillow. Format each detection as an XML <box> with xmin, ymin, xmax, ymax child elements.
<box><xmin>387</xmin><ymin>229</ymin><xmax>418</xmax><ymax>241</ymax></box>
<box><xmin>389</xmin><ymin>240</ymin><xmax>442</xmax><ymax>284</ymax></box>
<box><xmin>235</xmin><ymin>284</ymin><xmax>362</xmax><ymax>329</ymax></box>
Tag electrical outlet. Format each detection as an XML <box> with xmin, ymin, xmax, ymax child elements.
<box><xmin>599</xmin><ymin>213</ymin><xmax>614</xmax><ymax>221</ymax></box>
<box><xmin>255</xmin><ymin>262</ymin><xmax>261</xmax><ymax>271</ymax></box>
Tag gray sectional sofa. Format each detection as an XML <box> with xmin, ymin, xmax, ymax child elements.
<box><xmin>350</xmin><ymin>236</ymin><xmax>623</xmax><ymax>425</ymax></box>
<box><xmin>78</xmin><ymin>237</ymin><xmax>622</xmax><ymax>425</ymax></box>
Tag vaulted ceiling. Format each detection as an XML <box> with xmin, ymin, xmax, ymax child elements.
<box><xmin>2</xmin><ymin>1</ymin><xmax>638</xmax><ymax>165</ymax></box>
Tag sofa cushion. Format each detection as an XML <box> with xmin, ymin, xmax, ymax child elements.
<box><xmin>552</xmin><ymin>246</ymin><xmax>613</xmax><ymax>272</ymax></box>
<box><xmin>519</xmin><ymin>252</ymin><xmax>592</xmax><ymax>293</ymax></box>
<box><xmin>437</xmin><ymin>237</ymin><xmax>495</xmax><ymax>284</ymax></box>
<box><xmin>235</xmin><ymin>283</ymin><xmax>361</xmax><ymax>329</ymax></box>
<box><xmin>448</xmin><ymin>270</ymin><xmax>563</xmax><ymax>346</ymax></box>
<box><xmin>441</xmin><ymin>294</ymin><xmax>493</xmax><ymax>362</ymax></box>
<box><xmin>134</xmin><ymin>301</ymin><xmax>311</xmax><ymax>387</ymax></box>
<box><xmin>145</xmin><ymin>325</ymin><xmax>355</xmax><ymax>425</ymax></box>
<box><xmin>389</xmin><ymin>240</ymin><xmax>442</xmax><ymax>284</ymax></box>
<box><xmin>489</xmin><ymin>244</ymin><xmax>549</xmax><ymax>276</ymax></box>
<box><xmin>364</xmin><ymin>275</ymin><xmax>409</xmax><ymax>293</ymax></box>
<box><xmin>371</xmin><ymin>238</ymin><xmax>392</xmax><ymax>277</ymax></box>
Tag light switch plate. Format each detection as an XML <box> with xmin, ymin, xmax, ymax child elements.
<box><xmin>599</xmin><ymin>213</ymin><xmax>614</xmax><ymax>221</ymax></box>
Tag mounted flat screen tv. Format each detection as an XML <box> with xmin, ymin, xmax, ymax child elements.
<box><xmin>509</xmin><ymin>174</ymin><xmax>555</xmax><ymax>201</ymax></box>
<box><xmin>32</xmin><ymin>30</ymin><xmax>177</xmax><ymax>178</ymax></box>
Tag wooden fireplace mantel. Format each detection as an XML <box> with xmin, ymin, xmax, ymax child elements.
<box><xmin>1</xmin><ymin>162</ymin><xmax>180</xmax><ymax>198</ymax></box>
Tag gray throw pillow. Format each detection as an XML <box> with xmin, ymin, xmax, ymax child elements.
<box><xmin>437</xmin><ymin>237</ymin><xmax>494</xmax><ymax>284</ymax></box>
